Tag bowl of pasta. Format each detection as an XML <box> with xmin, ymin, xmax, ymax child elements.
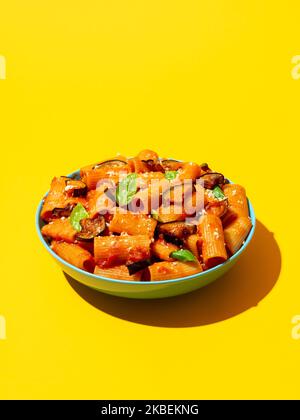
<box><xmin>36</xmin><ymin>150</ymin><xmax>255</xmax><ymax>299</ymax></box>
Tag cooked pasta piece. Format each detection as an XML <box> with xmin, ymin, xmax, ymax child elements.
<box><xmin>86</xmin><ymin>189</ymin><xmax>102</xmax><ymax>218</ymax></box>
<box><xmin>46</xmin><ymin>176</ymin><xmax>66</xmax><ymax>194</ymax></box>
<box><xmin>64</xmin><ymin>178</ymin><xmax>87</xmax><ymax>197</ymax></box>
<box><xmin>41</xmin><ymin>177</ymin><xmax>79</xmax><ymax>221</ymax></box>
<box><xmin>222</xmin><ymin>184</ymin><xmax>249</xmax><ymax>227</ymax></box>
<box><xmin>224</xmin><ymin>216</ymin><xmax>252</xmax><ymax>254</ymax></box>
<box><xmin>76</xmin><ymin>240</ymin><xmax>94</xmax><ymax>254</ymax></box>
<box><xmin>153</xmin><ymin>204</ymin><xmax>186</xmax><ymax>223</ymax></box>
<box><xmin>184</xmin><ymin>191</ymin><xmax>205</xmax><ymax>216</ymax></box>
<box><xmin>41</xmin><ymin>218</ymin><xmax>77</xmax><ymax>243</ymax></box>
<box><xmin>94</xmin><ymin>264</ymin><xmax>142</xmax><ymax>281</ymax></box>
<box><xmin>179</xmin><ymin>162</ymin><xmax>201</xmax><ymax>181</ymax></box>
<box><xmin>137</xmin><ymin>149</ymin><xmax>159</xmax><ymax>163</ymax></box>
<box><xmin>136</xmin><ymin>176</ymin><xmax>169</xmax><ymax>212</ymax></box>
<box><xmin>51</xmin><ymin>241</ymin><xmax>95</xmax><ymax>272</ymax></box>
<box><xmin>128</xmin><ymin>157</ymin><xmax>150</xmax><ymax>173</ymax></box>
<box><xmin>185</xmin><ymin>234</ymin><xmax>201</xmax><ymax>260</ymax></box>
<box><xmin>137</xmin><ymin>171</ymin><xmax>166</xmax><ymax>188</ymax></box>
<box><xmin>221</xmin><ymin>208</ymin><xmax>238</xmax><ymax>228</ymax></box>
<box><xmin>163</xmin><ymin>184</ymin><xmax>187</xmax><ymax>206</ymax></box>
<box><xmin>109</xmin><ymin>212</ymin><xmax>157</xmax><ymax>237</ymax></box>
<box><xmin>223</xmin><ymin>184</ymin><xmax>249</xmax><ymax>217</ymax></box>
<box><xmin>94</xmin><ymin>235</ymin><xmax>151</xmax><ymax>267</ymax></box>
<box><xmin>149</xmin><ymin>260</ymin><xmax>202</xmax><ymax>281</ymax></box>
<box><xmin>195</xmin><ymin>183</ymin><xmax>207</xmax><ymax>204</ymax></box>
<box><xmin>87</xmin><ymin>188</ymin><xmax>116</xmax><ymax>218</ymax></box>
<box><xmin>128</xmin><ymin>188</ymin><xmax>151</xmax><ymax>214</ymax></box>
<box><xmin>151</xmin><ymin>239</ymin><xmax>179</xmax><ymax>261</ymax></box>
<box><xmin>160</xmin><ymin>158</ymin><xmax>184</xmax><ymax>171</ymax></box>
<box><xmin>129</xmin><ymin>150</ymin><xmax>162</xmax><ymax>172</ymax></box>
<box><xmin>198</xmin><ymin>214</ymin><xmax>228</xmax><ymax>269</ymax></box>
<box><xmin>80</xmin><ymin>157</ymin><xmax>130</xmax><ymax>190</ymax></box>
<box><xmin>126</xmin><ymin>174</ymin><xmax>168</xmax><ymax>214</ymax></box>
<box><xmin>206</xmin><ymin>200</ymin><xmax>228</xmax><ymax>218</ymax></box>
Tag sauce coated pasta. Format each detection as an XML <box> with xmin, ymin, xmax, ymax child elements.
<box><xmin>40</xmin><ymin>150</ymin><xmax>253</xmax><ymax>281</ymax></box>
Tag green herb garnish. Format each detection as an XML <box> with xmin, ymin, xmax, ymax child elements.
<box><xmin>70</xmin><ymin>203</ymin><xmax>89</xmax><ymax>232</ymax></box>
<box><xmin>116</xmin><ymin>173</ymin><xmax>138</xmax><ymax>206</ymax></box>
<box><xmin>165</xmin><ymin>171</ymin><xmax>178</xmax><ymax>181</ymax></box>
<box><xmin>170</xmin><ymin>249</ymin><xmax>196</xmax><ymax>262</ymax></box>
<box><xmin>212</xmin><ymin>186</ymin><xmax>225</xmax><ymax>200</ymax></box>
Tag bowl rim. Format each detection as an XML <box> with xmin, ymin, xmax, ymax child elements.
<box><xmin>36</xmin><ymin>170</ymin><xmax>256</xmax><ymax>285</ymax></box>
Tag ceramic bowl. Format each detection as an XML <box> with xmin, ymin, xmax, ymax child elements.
<box><xmin>36</xmin><ymin>171</ymin><xmax>255</xmax><ymax>299</ymax></box>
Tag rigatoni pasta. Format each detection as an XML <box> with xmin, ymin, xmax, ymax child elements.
<box><xmin>41</xmin><ymin>218</ymin><xmax>77</xmax><ymax>243</ymax></box>
<box><xmin>51</xmin><ymin>241</ymin><xmax>95</xmax><ymax>272</ymax></box>
<box><xmin>151</xmin><ymin>239</ymin><xmax>179</xmax><ymax>261</ymax></box>
<box><xmin>94</xmin><ymin>264</ymin><xmax>142</xmax><ymax>281</ymax></box>
<box><xmin>149</xmin><ymin>261</ymin><xmax>203</xmax><ymax>281</ymax></box>
<box><xmin>185</xmin><ymin>234</ymin><xmax>201</xmax><ymax>261</ymax></box>
<box><xmin>224</xmin><ymin>216</ymin><xmax>252</xmax><ymax>254</ymax></box>
<box><xmin>80</xmin><ymin>157</ymin><xmax>130</xmax><ymax>190</ymax></box>
<box><xmin>40</xmin><ymin>150</ymin><xmax>253</xmax><ymax>281</ymax></box>
<box><xmin>41</xmin><ymin>177</ymin><xmax>85</xmax><ymax>221</ymax></box>
<box><xmin>109</xmin><ymin>212</ymin><xmax>157</xmax><ymax>237</ymax></box>
<box><xmin>94</xmin><ymin>235</ymin><xmax>151</xmax><ymax>266</ymax></box>
<box><xmin>198</xmin><ymin>214</ymin><xmax>228</xmax><ymax>269</ymax></box>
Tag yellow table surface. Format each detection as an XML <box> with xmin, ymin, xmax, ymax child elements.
<box><xmin>0</xmin><ymin>1</ymin><xmax>299</xmax><ymax>400</ymax></box>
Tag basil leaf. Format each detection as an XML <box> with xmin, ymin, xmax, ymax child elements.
<box><xmin>165</xmin><ymin>171</ymin><xmax>178</xmax><ymax>181</ymax></box>
<box><xmin>212</xmin><ymin>186</ymin><xmax>225</xmax><ymax>200</ymax></box>
<box><xmin>170</xmin><ymin>249</ymin><xmax>196</xmax><ymax>262</ymax></box>
<box><xmin>116</xmin><ymin>173</ymin><xmax>138</xmax><ymax>206</ymax></box>
<box><xmin>70</xmin><ymin>203</ymin><xmax>89</xmax><ymax>232</ymax></box>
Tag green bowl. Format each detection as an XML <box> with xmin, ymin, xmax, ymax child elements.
<box><xmin>36</xmin><ymin>171</ymin><xmax>256</xmax><ymax>299</ymax></box>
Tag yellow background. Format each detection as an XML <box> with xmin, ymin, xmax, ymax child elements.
<box><xmin>0</xmin><ymin>0</ymin><xmax>299</xmax><ymax>399</ymax></box>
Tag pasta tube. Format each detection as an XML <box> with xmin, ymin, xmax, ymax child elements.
<box><xmin>94</xmin><ymin>235</ymin><xmax>151</xmax><ymax>266</ymax></box>
<box><xmin>153</xmin><ymin>204</ymin><xmax>186</xmax><ymax>223</ymax></box>
<box><xmin>224</xmin><ymin>216</ymin><xmax>252</xmax><ymax>254</ymax></box>
<box><xmin>41</xmin><ymin>177</ymin><xmax>71</xmax><ymax>221</ymax></box>
<box><xmin>223</xmin><ymin>184</ymin><xmax>249</xmax><ymax>217</ymax></box>
<box><xmin>185</xmin><ymin>234</ymin><xmax>201</xmax><ymax>260</ymax></box>
<box><xmin>51</xmin><ymin>241</ymin><xmax>95</xmax><ymax>272</ymax></box>
<box><xmin>151</xmin><ymin>239</ymin><xmax>179</xmax><ymax>261</ymax></box>
<box><xmin>41</xmin><ymin>218</ymin><xmax>77</xmax><ymax>243</ymax></box>
<box><xmin>41</xmin><ymin>177</ymin><xmax>86</xmax><ymax>221</ymax></box>
<box><xmin>87</xmin><ymin>188</ymin><xmax>116</xmax><ymax>218</ymax></box>
<box><xmin>80</xmin><ymin>158</ymin><xmax>130</xmax><ymax>190</ymax></box>
<box><xmin>94</xmin><ymin>264</ymin><xmax>142</xmax><ymax>281</ymax></box>
<box><xmin>198</xmin><ymin>214</ymin><xmax>228</xmax><ymax>268</ymax></box>
<box><xmin>109</xmin><ymin>212</ymin><xmax>157</xmax><ymax>237</ymax></box>
<box><xmin>128</xmin><ymin>157</ymin><xmax>149</xmax><ymax>173</ymax></box>
<box><xmin>179</xmin><ymin>162</ymin><xmax>201</xmax><ymax>181</ymax></box>
<box><xmin>149</xmin><ymin>261</ymin><xmax>202</xmax><ymax>281</ymax></box>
